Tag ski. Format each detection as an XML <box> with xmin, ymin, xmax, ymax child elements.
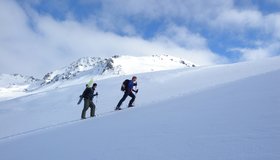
<box><xmin>77</xmin><ymin>96</ymin><xmax>83</xmax><ymax>105</ymax></box>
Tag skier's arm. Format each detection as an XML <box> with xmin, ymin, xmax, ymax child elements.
<box><xmin>132</xmin><ymin>88</ymin><xmax>138</xmax><ymax>93</ymax></box>
<box><xmin>134</xmin><ymin>82</ymin><xmax>138</xmax><ymax>92</ymax></box>
<box><xmin>94</xmin><ymin>92</ymin><xmax>98</xmax><ymax>96</ymax></box>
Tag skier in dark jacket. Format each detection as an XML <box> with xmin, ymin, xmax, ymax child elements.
<box><xmin>115</xmin><ymin>76</ymin><xmax>138</xmax><ymax>110</ymax></box>
<box><xmin>81</xmin><ymin>83</ymin><xmax>98</xmax><ymax>119</ymax></box>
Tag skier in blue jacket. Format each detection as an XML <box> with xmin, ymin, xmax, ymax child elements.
<box><xmin>115</xmin><ymin>76</ymin><xmax>138</xmax><ymax>110</ymax></box>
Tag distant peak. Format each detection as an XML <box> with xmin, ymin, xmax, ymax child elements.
<box><xmin>0</xmin><ymin>55</ymin><xmax>196</xmax><ymax>92</ymax></box>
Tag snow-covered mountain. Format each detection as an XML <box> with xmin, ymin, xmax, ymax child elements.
<box><xmin>0</xmin><ymin>73</ymin><xmax>41</xmax><ymax>89</ymax></box>
<box><xmin>42</xmin><ymin>54</ymin><xmax>195</xmax><ymax>84</ymax></box>
<box><xmin>0</xmin><ymin>56</ymin><xmax>279</xmax><ymax>160</ymax></box>
<box><xmin>0</xmin><ymin>74</ymin><xmax>44</xmax><ymax>101</ymax></box>
<box><xmin>42</xmin><ymin>57</ymin><xmax>115</xmax><ymax>84</ymax></box>
<box><xmin>0</xmin><ymin>55</ymin><xmax>195</xmax><ymax>101</ymax></box>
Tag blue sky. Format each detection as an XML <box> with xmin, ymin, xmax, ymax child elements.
<box><xmin>0</xmin><ymin>0</ymin><xmax>280</xmax><ymax>77</ymax></box>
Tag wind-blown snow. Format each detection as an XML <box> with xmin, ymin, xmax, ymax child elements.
<box><xmin>0</xmin><ymin>56</ymin><xmax>279</xmax><ymax>160</ymax></box>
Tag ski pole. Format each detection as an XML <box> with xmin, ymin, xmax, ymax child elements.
<box><xmin>96</xmin><ymin>94</ymin><xmax>98</xmax><ymax>104</ymax></box>
<box><xmin>133</xmin><ymin>86</ymin><xmax>138</xmax><ymax>106</ymax></box>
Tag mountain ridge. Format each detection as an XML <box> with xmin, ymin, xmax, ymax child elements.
<box><xmin>0</xmin><ymin>54</ymin><xmax>195</xmax><ymax>101</ymax></box>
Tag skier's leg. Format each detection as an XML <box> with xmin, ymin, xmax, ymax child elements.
<box><xmin>89</xmin><ymin>101</ymin><xmax>96</xmax><ymax>117</ymax></box>
<box><xmin>81</xmin><ymin>99</ymin><xmax>89</xmax><ymax>119</ymax></box>
<box><xmin>128</xmin><ymin>92</ymin><xmax>136</xmax><ymax>107</ymax></box>
<box><xmin>116</xmin><ymin>93</ymin><xmax>128</xmax><ymax>109</ymax></box>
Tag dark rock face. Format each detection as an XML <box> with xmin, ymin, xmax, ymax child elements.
<box><xmin>41</xmin><ymin>57</ymin><xmax>117</xmax><ymax>85</ymax></box>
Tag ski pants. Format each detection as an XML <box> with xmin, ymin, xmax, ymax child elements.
<box><xmin>81</xmin><ymin>98</ymin><xmax>96</xmax><ymax>118</ymax></box>
<box><xmin>117</xmin><ymin>91</ymin><xmax>136</xmax><ymax>107</ymax></box>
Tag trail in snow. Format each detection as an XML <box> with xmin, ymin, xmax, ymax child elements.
<box><xmin>0</xmin><ymin>107</ymin><xmax>134</xmax><ymax>141</ymax></box>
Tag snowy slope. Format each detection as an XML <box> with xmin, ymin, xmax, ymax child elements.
<box><xmin>0</xmin><ymin>74</ymin><xmax>40</xmax><ymax>87</ymax></box>
<box><xmin>111</xmin><ymin>54</ymin><xmax>195</xmax><ymax>74</ymax></box>
<box><xmin>0</xmin><ymin>74</ymin><xmax>43</xmax><ymax>101</ymax></box>
<box><xmin>0</xmin><ymin>56</ymin><xmax>279</xmax><ymax>160</ymax></box>
<box><xmin>0</xmin><ymin>54</ymin><xmax>194</xmax><ymax>101</ymax></box>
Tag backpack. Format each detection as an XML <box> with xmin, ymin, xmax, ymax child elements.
<box><xmin>121</xmin><ymin>79</ymin><xmax>129</xmax><ymax>91</ymax></box>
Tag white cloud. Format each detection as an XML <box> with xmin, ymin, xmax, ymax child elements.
<box><xmin>87</xmin><ymin>0</ymin><xmax>278</xmax><ymax>38</ymax></box>
<box><xmin>0</xmin><ymin>0</ymin><xmax>57</xmax><ymax>77</ymax></box>
<box><xmin>211</xmin><ymin>9</ymin><xmax>263</xmax><ymax>31</ymax></box>
<box><xmin>84</xmin><ymin>0</ymin><xmax>234</xmax><ymax>26</ymax></box>
<box><xmin>1</xmin><ymin>0</ymin><xmax>280</xmax><ymax>77</ymax></box>
<box><xmin>152</xmin><ymin>25</ymin><xmax>225</xmax><ymax>64</ymax></box>
<box><xmin>266</xmin><ymin>0</ymin><xmax>280</xmax><ymax>6</ymax></box>
<box><xmin>155</xmin><ymin>25</ymin><xmax>208</xmax><ymax>49</ymax></box>
<box><xmin>89</xmin><ymin>0</ymin><xmax>280</xmax><ymax>63</ymax></box>
<box><xmin>36</xmin><ymin>16</ymin><xmax>223</xmax><ymax>65</ymax></box>
<box><xmin>238</xmin><ymin>48</ymin><xmax>271</xmax><ymax>61</ymax></box>
<box><xmin>264</xmin><ymin>13</ymin><xmax>280</xmax><ymax>39</ymax></box>
<box><xmin>232</xmin><ymin>12</ymin><xmax>280</xmax><ymax>61</ymax></box>
<box><xmin>0</xmin><ymin>0</ymin><xmax>225</xmax><ymax>77</ymax></box>
<box><xmin>232</xmin><ymin>42</ymin><xmax>280</xmax><ymax>61</ymax></box>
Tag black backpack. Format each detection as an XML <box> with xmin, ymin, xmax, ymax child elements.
<box><xmin>121</xmin><ymin>79</ymin><xmax>129</xmax><ymax>91</ymax></box>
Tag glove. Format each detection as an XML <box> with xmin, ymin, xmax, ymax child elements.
<box><xmin>79</xmin><ymin>95</ymin><xmax>83</xmax><ymax>98</ymax></box>
<box><xmin>135</xmin><ymin>89</ymin><xmax>139</xmax><ymax>93</ymax></box>
<box><xmin>95</xmin><ymin>92</ymin><xmax>99</xmax><ymax>96</ymax></box>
